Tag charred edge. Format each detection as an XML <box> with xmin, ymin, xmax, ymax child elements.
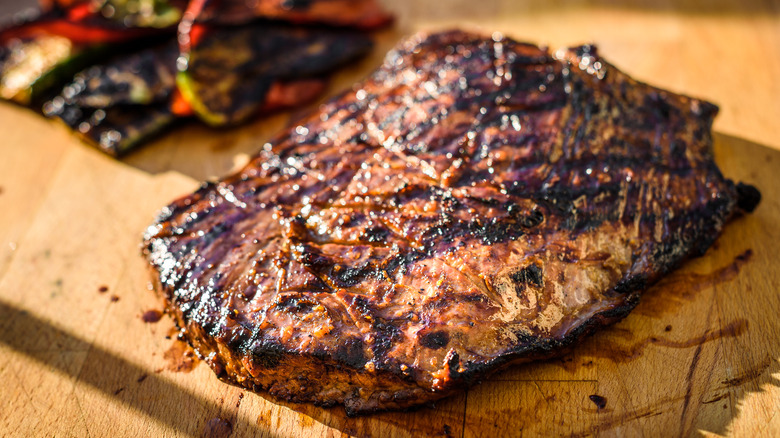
<box><xmin>239</xmin><ymin>330</ymin><xmax>373</xmax><ymax>373</ymax></box>
<box><xmin>149</xmin><ymin>191</ymin><xmax>207</xmax><ymax>228</ymax></box>
<box><xmin>222</xmin><ymin>323</ymin><xmax>255</xmax><ymax>355</ymax></box>
<box><xmin>651</xmin><ymin>194</ymin><xmax>735</xmax><ymax>269</ymax></box>
<box><xmin>543</xmin><ymin>290</ymin><xmax>644</xmax><ymax>362</ymax></box>
<box><xmin>446</xmin><ymin>351</ymin><xmax>461</xmax><ymax>380</ymax></box>
<box><xmin>613</xmin><ymin>274</ymin><xmax>647</xmax><ymax>295</ymax></box>
<box><xmin>249</xmin><ymin>339</ymin><xmax>286</xmax><ymax>370</ymax></box>
<box><xmin>334</xmin><ymin>337</ymin><xmax>368</xmax><ymax>369</ymax></box>
<box><xmin>445</xmin><ymin>288</ymin><xmax>644</xmax><ymax>389</ymax></box>
<box><xmin>736</xmin><ymin>183</ymin><xmax>761</xmax><ymax>213</ymax></box>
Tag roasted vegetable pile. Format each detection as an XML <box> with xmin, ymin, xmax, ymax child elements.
<box><xmin>0</xmin><ymin>0</ymin><xmax>391</xmax><ymax>155</ymax></box>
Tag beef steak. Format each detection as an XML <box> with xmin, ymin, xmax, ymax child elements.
<box><xmin>143</xmin><ymin>30</ymin><xmax>759</xmax><ymax>415</ymax></box>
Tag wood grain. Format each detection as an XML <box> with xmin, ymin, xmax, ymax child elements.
<box><xmin>1</xmin><ymin>1</ymin><xmax>779</xmax><ymax>436</ymax></box>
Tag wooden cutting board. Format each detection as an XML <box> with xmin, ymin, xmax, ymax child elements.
<box><xmin>1</xmin><ymin>1</ymin><xmax>779</xmax><ymax>436</ymax></box>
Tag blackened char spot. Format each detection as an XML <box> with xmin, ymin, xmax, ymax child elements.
<box><xmin>363</xmin><ymin>226</ymin><xmax>389</xmax><ymax>243</ymax></box>
<box><xmin>277</xmin><ymin>295</ymin><xmax>316</xmax><ymax>313</ymax></box>
<box><xmin>335</xmin><ymin>337</ymin><xmax>368</xmax><ymax>368</ymax></box>
<box><xmin>198</xmin><ymin>221</ymin><xmax>230</xmax><ymax>247</ymax></box>
<box><xmin>282</xmin><ymin>0</ymin><xmax>313</xmax><ymax>8</ymax></box>
<box><xmin>736</xmin><ymin>183</ymin><xmax>761</xmax><ymax>213</ymax></box>
<box><xmin>469</xmin><ymin>217</ymin><xmax>525</xmax><ymax>245</ymax></box>
<box><xmin>574</xmin><ymin>44</ymin><xmax>596</xmax><ymax>58</ymax></box>
<box><xmin>647</xmin><ymin>93</ymin><xmax>676</xmax><ymax>121</ymax></box>
<box><xmin>336</xmin><ymin>266</ymin><xmax>373</xmax><ymax>287</ymax></box>
<box><xmin>446</xmin><ymin>351</ymin><xmax>461</xmax><ymax>380</ymax></box>
<box><xmin>420</xmin><ymin>195</ymin><xmax>542</xmax><ymax>247</ymax></box>
<box><xmin>669</xmin><ymin>139</ymin><xmax>690</xmax><ymax>166</ymax></box>
<box><xmin>383</xmin><ymin>249</ymin><xmax>427</xmax><ymax>276</ymax></box>
<box><xmin>613</xmin><ymin>274</ymin><xmax>646</xmax><ymax>294</ymax></box>
<box><xmin>251</xmin><ymin>340</ymin><xmax>286</xmax><ymax>369</ymax></box>
<box><xmin>462</xmin><ymin>293</ymin><xmax>486</xmax><ymax>303</ymax></box>
<box><xmin>371</xmin><ymin>319</ymin><xmax>401</xmax><ymax>360</ymax></box>
<box><xmin>520</xmin><ymin>209</ymin><xmax>544</xmax><ymax>228</ymax></box>
<box><xmin>296</xmin><ymin>243</ymin><xmax>329</xmax><ymax>268</ymax></box>
<box><xmin>351</xmin><ymin>295</ymin><xmax>373</xmax><ymax>317</ymax></box>
<box><xmin>511</xmin><ymin>264</ymin><xmax>544</xmax><ymax>288</ymax></box>
<box><xmin>420</xmin><ymin>331</ymin><xmax>450</xmax><ymax>349</ymax></box>
<box><xmin>224</xmin><ymin>326</ymin><xmax>252</xmax><ymax>352</ymax></box>
<box><xmin>296</xmin><ymin>242</ymin><xmax>374</xmax><ymax>287</ymax></box>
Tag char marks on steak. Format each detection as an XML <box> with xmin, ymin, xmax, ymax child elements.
<box><xmin>143</xmin><ymin>30</ymin><xmax>760</xmax><ymax>415</ymax></box>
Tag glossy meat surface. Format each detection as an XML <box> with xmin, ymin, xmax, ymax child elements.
<box><xmin>143</xmin><ymin>30</ymin><xmax>758</xmax><ymax>414</ymax></box>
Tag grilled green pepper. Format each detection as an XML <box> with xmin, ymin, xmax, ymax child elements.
<box><xmin>93</xmin><ymin>0</ymin><xmax>185</xmax><ymax>29</ymax></box>
<box><xmin>44</xmin><ymin>40</ymin><xmax>178</xmax><ymax>155</ymax></box>
<box><xmin>0</xmin><ymin>35</ymin><xmax>85</xmax><ymax>104</ymax></box>
<box><xmin>0</xmin><ymin>4</ymin><xmax>172</xmax><ymax>105</ymax></box>
<box><xmin>177</xmin><ymin>23</ymin><xmax>372</xmax><ymax>126</ymax></box>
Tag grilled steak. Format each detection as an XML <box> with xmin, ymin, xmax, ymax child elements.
<box><xmin>143</xmin><ymin>30</ymin><xmax>760</xmax><ymax>415</ymax></box>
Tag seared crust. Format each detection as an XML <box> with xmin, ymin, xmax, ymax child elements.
<box><xmin>143</xmin><ymin>30</ymin><xmax>757</xmax><ymax>415</ymax></box>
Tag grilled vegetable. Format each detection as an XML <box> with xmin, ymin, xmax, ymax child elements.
<box><xmin>0</xmin><ymin>12</ymin><xmax>164</xmax><ymax>46</ymax></box>
<box><xmin>57</xmin><ymin>39</ymin><xmax>178</xmax><ymax>107</ymax></box>
<box><xmin>177</xmin><ymin>24</ymin><xmax>372</xmax><ymax>126</ymax></box>
<box><xmin>1</xmin><ymin>0</ymin><xmax>391</xmax><ymax>155</ymax></box>
<box><xmin>93</xmin><ymin>0</ymin><xmax>186</xmax><ymax>28</ymax></box>
<box><xmin>44</xmin><ymin>41</ymin><xmax>178</xmax><ymax>155</ymax></box>
<box><xmin>0</xmin><ymin>35</ymin><xmax>95</xmax><ymax>104</ymax></box>
<box><xmin>182</xmin><ymin>0</ymin><xmax>393</xmax><ymax>29</ymax></box>
<box><xmin>86</xmin><ymin>104</ymin><xmax>174</xmax><ymax>155</ymax></box>
<box><xmin>0</xmin><ymin>4</ymin><xmax>170</xmax><ymax>105</ymax></box>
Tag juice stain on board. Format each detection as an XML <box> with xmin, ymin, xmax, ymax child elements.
<box><xmin>637</xmin><ymin>249</ymin><xmax>753</xmax><ymax>317</ymax></box>
<box><xmin>550</xmin><ymin>250</ymin><xmax>754</xmax><ymax>372</ymax></box>
<box><xmin>160</xmin><ymin>338</ymin><xmax>199</xmax><ymax>373</ymax></box>
<box><xmin>202</xmin><ymin>417</ymin><xmax>233</xmax><ymax>438</ymax></box>
<box><xmin>141</xmin><ymin>309</ymin><xmax>163</xmax><ymax>323</ymax></box>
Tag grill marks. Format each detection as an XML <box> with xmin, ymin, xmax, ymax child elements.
<box><xmin>143</xmin><ymin>31</ymin><xmax>756</xmax><ymax>414</ymax></box>
<box><xmin>511</xmin><ymin>264</ymin><xmax>544</xmax><ymax>289</ymax></box>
